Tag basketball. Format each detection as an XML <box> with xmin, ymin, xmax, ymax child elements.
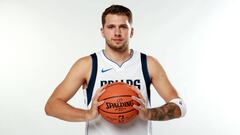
<box><xmin>98</xmin><ymin>82</ymin><xmax>139</xmax><ymax>124</ymax></box>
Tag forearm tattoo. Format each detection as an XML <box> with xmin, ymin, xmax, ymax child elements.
<box><xmin>149</xmin><ymin>103</ymin><xmax>181</xmax><ymax>121</ymax></box>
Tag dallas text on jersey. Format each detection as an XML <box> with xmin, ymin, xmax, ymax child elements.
<box><xmin>100</xmin><ymin>79</ymin><xmax>141</xmax><ymax>89</ymax></box>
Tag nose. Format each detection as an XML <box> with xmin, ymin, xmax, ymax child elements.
<box><xmin>114</xmin><ymin>28</ymin><xmax>121</xmax><ymax>37</ymax></box>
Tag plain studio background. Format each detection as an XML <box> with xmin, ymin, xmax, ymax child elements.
<box><xmin>0</xmin><ymin>0</ymin><xmax>240</xmax><ymax>135</ymax></box>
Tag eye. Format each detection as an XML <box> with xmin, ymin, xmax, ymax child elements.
<box><xmin>107</xmin><ymin>25</ymin><xmax>114</xmax><ymax>29</ymax></box>
<box><xmin>120</xmin><ymin>25</ymin><xmax>128</xmax><ymax>29</ymax></box>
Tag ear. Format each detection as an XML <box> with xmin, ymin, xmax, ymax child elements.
<box><xmin>130</xmin><ymin>27</ymin><xmax>134</xmax><ymax>38</ymax></box>
<box><xmin>101</xmin><ymin>27</ymin><xmax>105</xmax><ymax>38</ymax></box>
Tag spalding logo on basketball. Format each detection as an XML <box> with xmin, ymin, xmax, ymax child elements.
<box><xmin>98</xmin><ymin>82</ymin><xmax>140</xmax><ymax>124</ymax></box>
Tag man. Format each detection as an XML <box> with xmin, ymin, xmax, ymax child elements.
<box><xmin>45</xmin><ymin>5</ymin><xmax>186</xmax><ymax>135</ymax></box>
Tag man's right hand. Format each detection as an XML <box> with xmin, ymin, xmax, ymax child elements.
<box><xmin>85</xmin><ymin>86</ymin><xmax>106</xmax><ymax>121</ymax></box>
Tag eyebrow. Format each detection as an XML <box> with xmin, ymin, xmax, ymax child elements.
<box><xmin>106</xmin><ymin>24</ymin><xmax>129</xmax><ymax>27</ymax></box>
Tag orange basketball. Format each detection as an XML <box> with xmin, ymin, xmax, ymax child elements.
<box><xmin>98</xmin><ymin>82</ymin><xmax>139</xmax><ymax>124</ymax></box>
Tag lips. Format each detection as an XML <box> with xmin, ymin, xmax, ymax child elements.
<box><xmin>112</xmin><ymin>39</ymin><xmax>123</xmax><ymax>42</ymax></box>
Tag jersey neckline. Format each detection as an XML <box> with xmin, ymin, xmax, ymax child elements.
<box><xmin>101</xmin><ymin>49</ymin><xmax>135</xmax><ymax>69</ymax></box>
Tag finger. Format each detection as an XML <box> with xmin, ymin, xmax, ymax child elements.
<box><xmin>132</xmin><ymin>96</ymin><xmax>145</xmax><ymax>107</ymax></box>
<box><xmin>130</xmin><ymin>86</ymin><xmax>145</xmax><ymax>100</ymax></box>
<box><xmin>93</xmin><ymin>86</ymin><xmax>106</xmax><ymax>100</ymax></box>
<box><xmin>93</xmin><ymin>90</ymin><xmax>105</xmax><ymax>103</ymax></box>
<box><xmin>93</xmin><ymin>100</ymin><xmax>105</xmax><ymax>109</ymax></box>
<box><xmin>133</xmin><ymin>105</ymin><xmax>140</xmax><ymax>111</ymax></box>
<box><xmin>133</xmin><ymin>105</ymin><xmax>145</xmax><ymax>111</ymax></box>
<box><xmin>96</xmin><ymin>85</ymin><xmax>107</xmax><ymax>93</ymax></box>
<box><xmin>96</xmin><ymin>89</ymin><xmax>106</xmax><ymax>99</ymax></box>
<box><xmin>97</xmin><ymin>100</ymin><xmax>105</xmax><ymax>106</ymax></box>
<box><xmin>92</xmin><ymin>101</ymin><xmax>98</xmax><ymax>109</ymax></box>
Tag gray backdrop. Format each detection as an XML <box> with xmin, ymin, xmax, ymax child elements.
<box><xmin>0</xmin><ymin>0</ymin><xmax>240</xmax><ymax>135</ymax></box>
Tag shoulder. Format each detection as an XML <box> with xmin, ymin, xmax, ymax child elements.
<box><xmin>74</xmin><ymin>55</ymin><xmax>92</xmax><ymax>68</ymax></box>
<box><xmin>146</xmin><ymin>55</ymin><xmax>166</xmax><ymax>78</ymax></box>
<box><xmin>138</xmin><ymin>52</ymin><xmax>159</xmax><ymax>65</ymax></box>
<box><xmin>146</xmin><ymin>55</ymin><xmax>159</xmax><ymax>65</ymax></box>
<box><xmin>76</xmin><ymin>55</ymin><xmax>92</xmax><ymax>65</ymax></box>
<box><xmin>67</xmin><ymin>55</ymin><xmax>93</xmax><ymax>79</ymax></box>
<box><xmin>146</xmin><ymin>55</ymin><xmax>161</xmax><ymax>69</ymax></box>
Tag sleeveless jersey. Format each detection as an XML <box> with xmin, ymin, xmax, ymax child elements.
<box><xmin>84</xmin><ymin>49</ymin><xmax>152</xmax><ymax>135</ymax></box>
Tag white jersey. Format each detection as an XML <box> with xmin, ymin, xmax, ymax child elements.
<box><xmin>84</xmin><ymin>49</ymin><xmax>152</xmax><ymax>135</ymax></box>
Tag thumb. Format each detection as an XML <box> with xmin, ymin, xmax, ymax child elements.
<box><xmin>97</xmin><ymin>100</ymin><xmax>105</xmax><ymax>107</ymax></box>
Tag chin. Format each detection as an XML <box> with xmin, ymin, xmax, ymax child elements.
<box><xmin>109</xmin><ymin>44</ymin><xmax>127</xmax><ymax>52</ymax></box>
<box><xmin>106</xmin><ymin>40</ymin><xmax>128</xmax><ymax>51</ymax></box>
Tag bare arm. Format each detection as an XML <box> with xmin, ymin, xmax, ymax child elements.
<box><xmin>45</xmin><ymin>56</ymin><xmax>104</xmax><ymax>122</ymax></box>
<box><xmin>147</xmin><ymin>56</ymin><xmax>182</xmax><ymax>120</ymax></box>
<box><xmin>133</xmin><ymin>56</ymin><xmax>185</xmax><ymax>121</ymax></box>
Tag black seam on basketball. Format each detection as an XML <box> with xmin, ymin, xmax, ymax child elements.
<box><xmin>99</xmin><ymin>108</ymin><xmax>137</xmax><ymax>114</ymax></box>
<box><xmin>101</xmin><ymin>95</ymin><xmax>132</xmax><ymax>101</ymax></box>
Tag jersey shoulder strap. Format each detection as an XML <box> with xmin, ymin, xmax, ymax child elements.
<box><xmin>140</xmin><ymin>53</ymin><xmax>151</xmax><ymax>104</ymax></box>
<box><xmin>86</xmin><ymin>53</ymin><xmax>98</xmax><ymax>105</ymax></box>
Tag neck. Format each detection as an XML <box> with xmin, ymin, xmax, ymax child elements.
<box><xmin>104</xmin><ymin>47</ymin><xmax>132</xmax><ymax>65</ymax></box>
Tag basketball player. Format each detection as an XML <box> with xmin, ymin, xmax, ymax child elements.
<box><xmin>45</xmin><ymin>5</ymin><xmax>186</xmax><ymax>135</ymax></box>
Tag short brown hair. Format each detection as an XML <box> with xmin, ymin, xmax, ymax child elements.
<box><xmin>101</xmin><ymin>5</ymin><xmax>132</xmax><ymax>27</ymax></box>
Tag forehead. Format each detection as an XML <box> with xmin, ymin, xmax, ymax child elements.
<box><xmin>104</xmin><ymin>14</ymin><xmax>130</xmax><ymax>25</ymax></box>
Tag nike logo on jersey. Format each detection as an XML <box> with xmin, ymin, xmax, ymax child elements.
<box><xmin>179</xmin><ymin>101</ymin><xmax>183</xmax><ymax>105</ymax></box>
<box><xmin>101</xmin><ymin>68</ymin><xmax>113</xmax><ymax>73</ymax></box>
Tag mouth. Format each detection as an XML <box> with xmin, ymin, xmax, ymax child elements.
<box><xmin>112</xmin><ymin>38</ymin><xmax>123</xmax><ymax>42</ymax></box>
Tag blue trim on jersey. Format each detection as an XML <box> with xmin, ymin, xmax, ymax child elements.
<box><xmin>141</xmin><ymin>53</ymin><xmax>151</xmax><ymax>104</ymax></box>
<box><xmin>86</xmin><ymin>53</ymin><xmax>98</xmax><ymax>105</ymax></box>
<box><xmin>102</xmin><ymin>49</ymin><xmax>134</xmax><ymax>67</ymax></box>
